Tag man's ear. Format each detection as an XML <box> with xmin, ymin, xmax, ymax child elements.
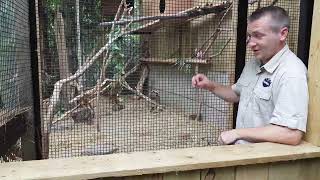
<box><xmin>279</xmin><ymin>27</ymin><xmax>289</xmax><ymax>42</ymax></box>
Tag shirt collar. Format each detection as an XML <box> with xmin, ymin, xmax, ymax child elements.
<box><xmin>259</xmin><ymin>45</ymin><xmax>289</xmax><ymax>74</ymax></box>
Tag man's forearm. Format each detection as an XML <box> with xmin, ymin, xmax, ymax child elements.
<box><xmin>208</xmin><ymin>83</ymin><xmax>239</xmax><ymax>103</ymax></box>
<box><xmin>235</xmin><ymin>125</ymin><xmax>303</xmax><ymax>145</ymax></box>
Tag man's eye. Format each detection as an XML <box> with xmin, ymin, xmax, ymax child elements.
<box><xmin>246</xmin><ymin>35</ymin><xmax>251</xmax><ymax>44</ymax></box>
<box><xmin>253</xmin><ymin>33</ymin><xmax>264</xmax><ymax>39</ymax></box>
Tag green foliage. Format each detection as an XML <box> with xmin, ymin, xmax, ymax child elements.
<box><xmin>47</xmin><ymin>0</ymin><xmax>61</xmax><ymax>12</ymax></box>
<box><xmin>43</xmin><ymin>0</ymin><xmax>141</xmax><ymax>86</ymax></box>
<box><xmin>43</xmin><ymin>0</ymin><xmax>103</xmax><ymax>86</ymax></box>
<box><xmin>106</xmin><ymin>1</ymin><xmax>141</xmax><ymax>78</ymax></box>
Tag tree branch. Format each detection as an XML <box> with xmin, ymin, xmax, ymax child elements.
<box><xmin>99</xmin><ymin>2</ymin><xmax>232</xmax><ymax>27</ymax></box>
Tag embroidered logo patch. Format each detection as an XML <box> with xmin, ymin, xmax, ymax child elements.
<box><xmin>262</xmin><ymin>78</ymin><xmax>271</xmax><ymax>87</ymax></box>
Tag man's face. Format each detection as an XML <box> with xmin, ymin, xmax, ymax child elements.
<box><xmin>247</xmin><ymin>16</ymin><xmax>285</xmax><ymax>63</ymax></box>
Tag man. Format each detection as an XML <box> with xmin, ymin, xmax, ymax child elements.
<box><xmin>192</xmin><ymin>6</ymin><xmax>308</xmax><ymax>145</ymax></box>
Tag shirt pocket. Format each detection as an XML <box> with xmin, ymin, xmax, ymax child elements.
<box><xmin>254</xmin><ymin>88</ymin><xmax>271</xmax><ymax>100</ymax></box>
<box><xmin>253</xmin><ymin>87</ymin><xmax>273</xmax><ymax>114</ymax></box>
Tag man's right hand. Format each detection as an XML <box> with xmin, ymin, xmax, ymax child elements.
<box><xmin>192</xmin><ymin>74</ymin><xmax>214</xmax><ymax>91</ymax></box>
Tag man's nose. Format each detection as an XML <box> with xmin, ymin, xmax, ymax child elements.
<box><xmin>247</xmin><ymin>38</ymin><xmax>256</xmax><ymax>48</ymax></box>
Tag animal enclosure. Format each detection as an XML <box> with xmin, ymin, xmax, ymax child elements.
<box><xmin>3</xmin><ymin>1</ymin><xmax>320</xmax><ymax>180</ymax></box>
<box><xmin>0</xmin><ymin>0</ymin><xmax>306</xmax><ymax>163</ymax></box>
<box><xmin>38</xmin><ymin>0</ymin><xmax>237</xmax><ymax>158</ymax></box>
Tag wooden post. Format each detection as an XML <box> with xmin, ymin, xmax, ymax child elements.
<box><xmin>305</xmin><ymin>0</ymin><xmax>320</xmax><ymax>146</ymax></box>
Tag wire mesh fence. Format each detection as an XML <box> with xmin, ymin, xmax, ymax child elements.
<box><xmin>0</xmin><ymin>0</ymin><xmax>305</xmax><ymax>161</ymax></box>
<box><xmin>0</xmin><ymin>0</ymin><xmax>34</xmax><ymax>162</ymax></box>
<box><xmin>38</xmin><ymin>0</ymin><xmax>236</xmax><ymax>158</ymax></box>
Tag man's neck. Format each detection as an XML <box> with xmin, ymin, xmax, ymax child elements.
<box><xmin>261</xmin><ymin>43</ymin><xmax>286</xmax><ymax>64</ymax></box>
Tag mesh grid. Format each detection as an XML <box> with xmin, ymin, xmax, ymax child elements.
<box><xmin>0</xmin><ymin>0</ymin><xmax>33</xmax><ymax>125</ymax></box>
<box><xmin>0</xmin><ymin>0</ymin><xmax>34</xmax><ymax>162</ymax></box>
<box><xmin>38</xmin><ymin>0</ymin><xmax>237</xmax><ymax>158</ymax></box>
<box><xmin>0</xmin><ymin>0</ymin><xmax>305</xmax><ymax>161</ymax></box>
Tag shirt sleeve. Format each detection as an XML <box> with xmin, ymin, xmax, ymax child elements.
<box><xmin>231</xmin><ymin>62</ymin><xmax>251</xmax><ymax>96</ymax></box>
<box><xmin>231</xmin><ymin>83</ymin><xmax>240</xmax><ymax>95</ymax></box>
<box><xmin>269</xmin><ymin>77</ymin><xmax>309</xmax><ymax>132</ymax></box>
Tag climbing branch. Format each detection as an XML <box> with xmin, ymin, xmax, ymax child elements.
<box><xmin>209</xmin><ymin>38</ymin><xmax>231</xmax><ymax>58</ymax></box>
<box><xmin>99</xmin><ymin>2</ymin><xmax>232</xmax><ymax>27</ymax></box>
<box><xmin>197</xmin><ymin>2</ymin><xmax>233</xmax><ymax>59</ymax></box>
<box><xmin>121</xmin><ymin>81</ymin><xmax>162</xmax><ymax>109</ymax></box>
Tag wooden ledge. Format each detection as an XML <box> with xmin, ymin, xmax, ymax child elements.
<box><xmin>1</xmin><ymin>142</ymin><xmax>320</xmax><ymax>180</ymax></box>
<box><xmin>141</xmin><ymin>58</ymin><xmax>210</xmax><ymax>64</ymax></box>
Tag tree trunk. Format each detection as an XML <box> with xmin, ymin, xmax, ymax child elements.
<box><xmin>76</xmin><ymin>0</ymin><xmax>84</xmax><ymax>93</ymax></box>
<box><xmin>54</xmin><ymin>10</ymin><xmax>74</xmax><ymax>111</ymax></box>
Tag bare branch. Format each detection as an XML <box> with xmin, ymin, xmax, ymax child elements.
<box><xmin>69</xmin><ymin>78</ymin><xmax>116</xmax><ymax>104</ymax></box>
<box><xmin>198</xmin><ymin>2</ymin><xmax>233</xmax><ymax>58</ymax></box>
<box><xmin>136</xmin><ymin>65</ymin><xmax>149</xmax><ymax>95</ymax></box>
<box><xmin>121</xmin><ymin>81</ymin><xmax>162</xmax><ymax>108</ymax></box>
<box><xmin>123</xmin><ymin>63</ymin><xmax>141</xmax><ymax>79</ymax></box>
<box><xmin>99</xmin><ymin>2</ymin><xmax>232</xmax><ymax>27</ymax></box>
<box><xmin>209</xmin><ymin>38</ymin><xmax>231</xmax><ymax>58</ymax></box>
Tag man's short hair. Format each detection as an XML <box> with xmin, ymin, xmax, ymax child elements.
<box><xmin>248</xmin><ymin>6</ymin><xmax>290</xmax><ymax>32</ymax></box>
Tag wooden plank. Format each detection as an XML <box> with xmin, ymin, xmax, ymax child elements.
<box><xmin>305</xmin><ymin>0</ymin><xmax>320</xmax><ymax>146</ymax></box>
<box><xmin>167</xmin><ymin>26</ymin><xmax>180</xmax><ymax>58</ymax></box>
<box><xmin>141</xmin><ymin>58</ymin><xmax>237</xmax><ymax>73</ymax></box>
<box><xmin>268</xmin><ymin>161</ymin><xmax>302</xmax><ymax>180</ymax></box>
<box><xmin>148</xmin><ymin>29</ymin><xmax>166</xmax><ymax>58</ymax></box>
<box><xmin>235</xmin><ymin>164</ymin><xmax>268</xmax><ymax>180</ymax></box>
<box><xmin>1</xmin><ymin>142</ymin><xmax>320</xmax><ymax>179</ymax></box>
<box><xmin>124</xmin><ymin>174</ymin><xmax>163</xmax><ymax>180</ymax></box>
<box><xmin>180</xmin><ymin>23</ymin><xmax>192</xmax><ymax>58</ymax></box>
<box><xmin>141</xmin><ymin>58</ymin><xmax>209</xmax><ymax>64</ymax></box>
<box><xmin>300</xmin><ymin>158</ymin><xmax>320</xmax><ymax>180</ymax></box>
<box><xmin>163</xmin><ymin>170</ymin><xmax>200</xmax><ymax>180</ymax></box>
<box><xmin>201</xmin><ymin>168</ymin><xmax>235</xmax><ymax>180</ymax></box>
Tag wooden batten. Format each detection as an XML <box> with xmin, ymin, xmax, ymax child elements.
<box><xmin>1</xmin><ymin>142</ymin><xmax>320</xmax><ymax>179</ymax></box>
<box><xmin>141</xmin><ymin>58</ymin><xmax>209</xmax><ymax>64</ymax></box>
<box><xmin>305</xmin><ymin>0</ymin><xmax>320</xmax><ymax>146</ymax></box>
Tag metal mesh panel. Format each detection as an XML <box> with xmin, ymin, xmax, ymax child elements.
<box><xmin>0</xmin><ymin>0</ymin><xmax>34</xmax><ymax>162</ymax></box>
<box><xmin>0</xmin><ymin>0</ymin><xmax>307</xmax><ymax>162</ymax></box>
<box><xmin>38</xmin><ymin>0</ymin><xmax>237</xmax><ymax>158</ymax></box>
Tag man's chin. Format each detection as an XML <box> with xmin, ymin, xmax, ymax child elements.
<box><xmin>254</xmin><ymin>54</ymin><xmax>262</xmax><ymax>60</ymax></box>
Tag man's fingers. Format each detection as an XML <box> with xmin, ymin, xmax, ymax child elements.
<box><xmin>192</xmin><ymin>75</ymin><xmax>201</xmax><ymax>87</ymax></box>
<box><xmin>192</xmin><ymin>74</ymin><xmax>207</xmax><ymax>89</ymax></box>
<box><xmin>192</xmin><ymin>77</ymin><xmax>197</xmax><ymax>87</ymax></box>
<box><xmin>218</xmin><ymin>135</ymin><xmax>225</xmax><ymax>144</ymax></box>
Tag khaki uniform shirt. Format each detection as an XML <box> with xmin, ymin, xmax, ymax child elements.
<box><xmin>232</xmin><ymin>45</ymin><xmax>308</xmax><ymax>144</ymax></box>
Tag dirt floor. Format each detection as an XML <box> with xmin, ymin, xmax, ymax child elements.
<box><xmin>48</xmin><ymin>96</ymin><xmax>224</xmax><ymax>158</ymax></box>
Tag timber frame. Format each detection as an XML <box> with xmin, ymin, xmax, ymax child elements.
<box><xmin>0</xmin><ymin>0</ymin><xmax>319</xmax><ymax>179</ymax></box>
<box><xmin>0</xmin><ymin>142</ymin><xmax>320</xmax><ymax>179</ymax></box>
